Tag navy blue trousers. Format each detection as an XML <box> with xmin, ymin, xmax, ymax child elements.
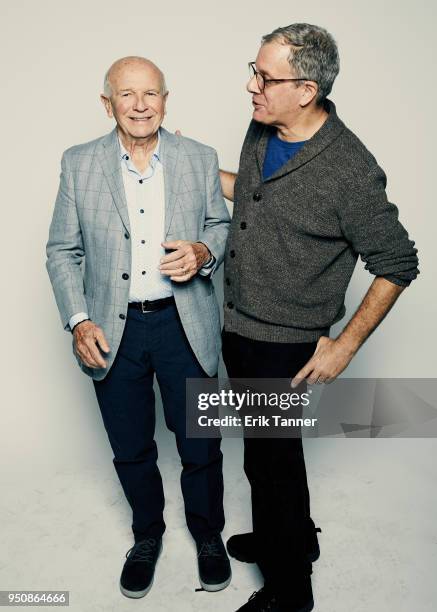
<box><xmin>93</xmin><ymin>303</ymin><xmax>225</xmax><ymax>543</ymax></box>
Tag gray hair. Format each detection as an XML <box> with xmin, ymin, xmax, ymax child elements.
<box><xmin>103</xmin><ymin>56</ymin><xmax>168</xmax><ymax>97</ymax></box>
<box><xmin>262</xmin><ymin>23</ymin><xmax>339</xmax><ymax>105</ymax></box>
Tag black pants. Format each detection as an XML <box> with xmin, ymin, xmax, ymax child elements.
<box><xmin>93</xmin><ymin>303</ymin><xmax>225</xmax><ymax>543</ymax></box>
<box><xmin>222</xmin><ymin>330</ymin><xmax>317</xmax><ymax>595</ymax></box>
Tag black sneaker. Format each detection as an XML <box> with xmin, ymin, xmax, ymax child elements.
<box><xmin>236</xmin><ymin>587</ymin><xmax>282</xmax><ymax>611</ymax></box>
<box><xmin>236</xmin><ymin>580</ymin><xmax>314</xmax><ymax>612</ymax></box>
<box><xmin>227</xmin><ymin>521</ymin><xmax>321</xmax><ymax>564</ymax></box>
<box><xmin>119</xmin><ymin>536</ymin><xmax>162</xmax><ymax>598</ymax></box>
<box><xmin>196</xmin><ymin>534</ymin><xmax>232</xmax><ymax>591</ymax></box>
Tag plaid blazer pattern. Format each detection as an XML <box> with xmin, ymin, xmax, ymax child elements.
<box><xmin>46</xmin><ymin>127</ymin><xmax>230</xmax><ymax>379</ymax></box>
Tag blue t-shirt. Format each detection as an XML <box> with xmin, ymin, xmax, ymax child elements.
<box><xmin>263</xmin><ymin>133</ymin><xmax>307</xmax><ymax>180</ymax></box>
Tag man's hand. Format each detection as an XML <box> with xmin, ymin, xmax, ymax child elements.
<box><xmin>291</xmin><ymin>277</ymin><xmax>406</xmax><ymax>388</ymax></box>
<box><xmin>291</xmin><ymin>336</ymin><xmax>356</xmax><ymax>388</ymax></box>
<box><xmin>160</xmin><ymin>240</ymin><xmax>211</xmax><ymax>282</ymax></box>
<box><xmin>73</xmin><ymin>320</ymin><xmax>110</xmax><ymax>369</ymax></box>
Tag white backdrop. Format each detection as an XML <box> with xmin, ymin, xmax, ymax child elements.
<box><xmin>1</xmin><ymin>0</ymin><xmax>434</xmax><ymax>473</ymax></box>
<box><xmin>0</xmin><ymin>1</ymin><xmax>436</xmax><ymax>610</ymax></box>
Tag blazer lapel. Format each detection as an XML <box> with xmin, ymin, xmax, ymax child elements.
<box><xmin>97</xmin><ymin>128</ymin><xmax>131</xmax><ymax>234</ymax></box>
<box><xmin>159</xmin><ymin>127</ymin><xmax>183</xmax><ymax>236</ymax></box>
<box><xmin>258</xmin><ymin>99</ymin><xmax>346</xmax><ymax>183</ymax></box>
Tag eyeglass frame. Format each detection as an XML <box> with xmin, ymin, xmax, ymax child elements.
<box><xmin>248</xmin><ymin>61</ymin><xmax>316</xmax><ymax>92</ymax></box>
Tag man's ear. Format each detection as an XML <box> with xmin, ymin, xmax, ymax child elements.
<box><xmin>100</xmin><ymin>94</ymin><xmax>113</xmax><ymax>118</ymax></box>
<box><xmin>299</xmin><ymin>81</ymin><xmax>318</xmax><ymax>108</ymax></box>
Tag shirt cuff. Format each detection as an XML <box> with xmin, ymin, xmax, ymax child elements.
<box><xmin>69</xmin><ymin>312</ymin><xmax>89</xmax><ymax>332</ymax></box>
<box><xmin>199</xmin><ymin>254</ymin><xmax>216</xmax><ymax>276</ymax></box>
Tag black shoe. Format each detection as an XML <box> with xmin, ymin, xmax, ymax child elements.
<box><xmin>119</xmin><ymin>536</ymin><xmax>162</xmax><ymax>598</ymax></box>
<box><xmin>236</xmin><ymin>580</ymin><xmax>314</xmax><ymax>612</ymax></box>
<box><xmin>196</xmin><ymin>533</ymin><xmax>232</xmax><ymax>592</ymax></box>
<box><xmin>227</xmin><ymin>522</ymin><xmax>322</xmax><ymax>564</ymax></box>
<box><xmin>236</xmin><ymin>587</ymin><xmax>281</xmax><ymax>611</ymax></box>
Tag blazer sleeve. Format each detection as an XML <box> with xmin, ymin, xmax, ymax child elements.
<box><xmin>46</xmin><ymin>151</ymin><xmax>88</xmax><ymax>331</ymax></box>
<box><xmin>197</xmin><ymin>150</ymin><xmax>231</xmax><ymax>277</ymax></box>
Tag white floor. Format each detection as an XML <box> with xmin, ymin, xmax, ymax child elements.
<box><xmin>1</xmin><ymin>435</ymin><xmax>436</xmax><ymax>612</ymax></box>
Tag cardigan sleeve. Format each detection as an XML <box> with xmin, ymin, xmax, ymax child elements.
<box><xmin>338</xmin><ymin>164</ymin><xmax>419</xmax><ymax>286</ymax></box>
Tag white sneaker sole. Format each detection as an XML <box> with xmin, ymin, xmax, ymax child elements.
<box><xmin>199</xmin><ymin>571</ymin><xmax>232</xmax><ymax>592</ymax></box>
<box><xmin>119</xmin><ymin>579</ymin><xmax>154</xmax><ymax>599</ymax></box>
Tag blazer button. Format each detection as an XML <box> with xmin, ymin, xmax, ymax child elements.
<box><xmin>230</xmin><ymin>250</ymin><xmax>236</xmax><ymax>258</ymax></box>
<box><xmin>119</xmin><ymin>314</ymin><xmax>126</xmax><ymax>320</ymax></box>
<box><xmin>253</xmin><ymin>192</ymin><xmax>262</xmax><ymax>201</ymax></box>
<box><xmin>227</xmin><ymin>301</ymin><xmax>234</xmax><ymax>309</ymax></box>
<box><xmin>240</xmin><ymin>221</ymin><xmax>247</xmax><ymax>229</ymax></box>
<box><xmin>122</xmin><ymin>273</ymin><xmax>129</xmax><ymax>280</ymax></box>
<box><xmin>225</xmin><ymin>278</ymin><xmax>231</xmax><ymax>285</ymax></box>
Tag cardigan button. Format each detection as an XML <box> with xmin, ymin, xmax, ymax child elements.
<box><xmin>240</xmin><ymin>221</ymin><xmax>247</xmax><ymax>229</ymax></box>
<box><xmin>119</xmin><ymin>313</ymin><xmax>126</xmax><ymax>320</ymax></box>
<box><xmin>253</xmin><ymin>192</ymin><xmax>262</xmax><ymax>201</ymax></box>
<box><xmin>122</xmin><ymin>273</ymin><xmax>129</xmax><ymax>280</ymax></box>
<box><xmin>227</xmin><ymin>302</ymin><xmax>234</xmax><ymax>309</ymax></box>
<box><xmin>229</xmin><ymin>250</ymin><xmax>236</xmax><ymax>258</ymax></box>
<box><xmin>225</xmin><ymin>278</ymin><xmax>231</xmax><ymax>285</ymax></box>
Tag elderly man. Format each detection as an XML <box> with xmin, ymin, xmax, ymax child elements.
<box><xmin>46</xmin><ymin>56</ymin><xmax>231</xmax><ymax>599</ymax></box>
<box><xmin>219</xmin><ymin>24</ymin><xmax>419</xmax><ymax>612</ymax></box>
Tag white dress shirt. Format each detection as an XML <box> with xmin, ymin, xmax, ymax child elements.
<box><xmin>120</xmin><ymin>130</ymin><xmax>172</xmax><ymax>301</ymax></box>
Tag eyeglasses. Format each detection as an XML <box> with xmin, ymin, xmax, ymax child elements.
<box><xmin>248</xmin><ymin>62</ymin><xmax>315</xmax><ymax>93</ymax></box>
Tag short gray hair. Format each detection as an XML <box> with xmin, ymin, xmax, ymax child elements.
<box><xmin>103</xmin><ymin>56</ymin><xmax>168</xmax><ymax>97</ymax></box>
<box><xmin>262</xmin><ymin>23</ymin><xmax>339</xmax><ymax>105</ymax></box>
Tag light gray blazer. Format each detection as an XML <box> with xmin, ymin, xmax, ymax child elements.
<box><xmin>46</xmin><ymin>127</ymin><xmax>230</xmax><ymax>380</ymax></box>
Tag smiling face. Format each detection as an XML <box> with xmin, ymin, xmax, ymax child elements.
<box><xmin>248</xmin><ymin>41</ymin><xmax>306</xmax><ymax>128</ymax></box>
<box><xmin>101</xmin><ymin>58</ymin><xmax>167</xmax><ymax>143</ymax></box>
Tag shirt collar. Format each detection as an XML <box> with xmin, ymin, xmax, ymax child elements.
<box><xmin>118</xmin><ymin>128</ymin><xmax>162</xmax><ymax>175</ymax></box>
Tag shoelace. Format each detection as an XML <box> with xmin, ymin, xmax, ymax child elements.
<box><xmin>197</xmin><ymin>536</ymin><xmax>224</xmax><ymax>558</ymax></box>
<box><xmin>125</xmin><ymin>537</ymin><xmax>157</xmax><ymax>564</ymax></box>
<box><xmin>248</xmin><ymin>588</ymin><xmax>276</xmax><ymax>611</ymax></box>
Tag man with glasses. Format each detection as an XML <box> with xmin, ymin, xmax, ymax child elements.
<box><xmin>219</xmin><ymin>23</ymin><xmax>419</xmax><ymax>612</ymax></box>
